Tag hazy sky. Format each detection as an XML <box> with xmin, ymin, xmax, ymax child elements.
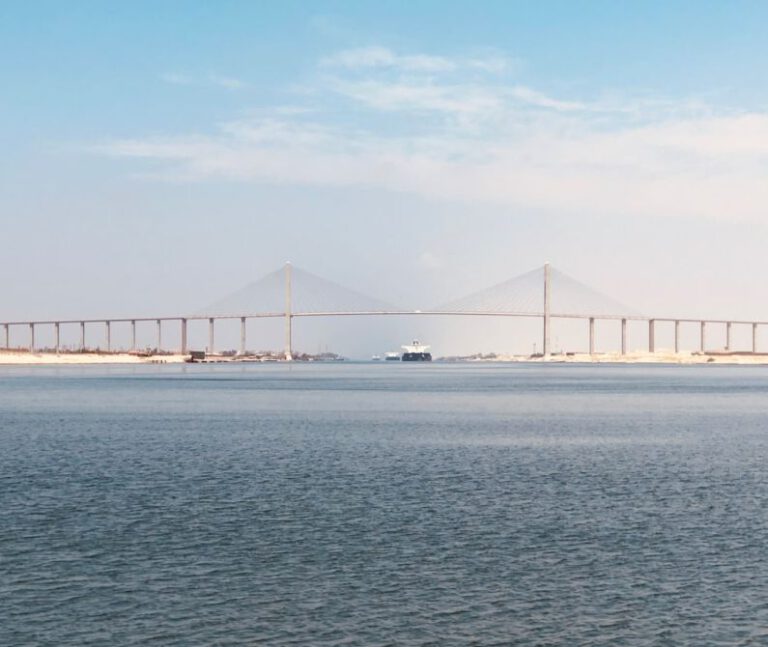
<box><xmin>3</xmin><ymin>1</ymin><xmax>768</xmax><ymax>355</ymax></box>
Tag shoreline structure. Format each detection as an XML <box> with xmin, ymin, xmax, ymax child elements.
<box><xmin>457</xmin><ymin>350</ymin><xmax>768</xmax><ymax>365</ymax></box>
<box><xmin>0</xmin><ymin>350</ymin><xmax>188</xmax><ymax>365</ymax></box>
<box><xmin>0</xmin><ymin>348</ymin><xmax>341</xmax><ymax>365</ymax></box>
<box><xmin>2</xmin><ymin>349</ymin><xmax>768</xmax><ymax>366</ymax></box>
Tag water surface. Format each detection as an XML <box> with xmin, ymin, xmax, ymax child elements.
<box><xmin>2</xmin><ymin>363</ymin><xmax>768</xmax><ymax>645</ymax></box>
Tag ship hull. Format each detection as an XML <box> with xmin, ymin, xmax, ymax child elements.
<box><xmin>401</xmin><ymin>352</ymin><xmax>432</xmax><ymax>362</ymax></box>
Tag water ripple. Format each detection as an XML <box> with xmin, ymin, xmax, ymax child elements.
<box><xmin>2</xmin><ymin>364</ymin><xmax>768</xmax><ymax>645</ymax></box>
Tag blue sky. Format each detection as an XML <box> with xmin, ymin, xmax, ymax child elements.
<box><xmin>2</xmin><ymin>1</ymin><xmax>768</xmax><ymax>354</ymax></box>
<box><xmin>5</xmin><ymin>0</ymin><xmax>768</xmax><ymax>142</ymax></box>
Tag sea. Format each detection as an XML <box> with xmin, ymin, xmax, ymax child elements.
<box><xmin>2</xmin><ymin>362</ymin><xmax>768</xmax><ymax>646</ymax></box>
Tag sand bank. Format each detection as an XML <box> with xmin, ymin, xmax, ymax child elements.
<box><xmin>494</xmin><ymin>350</ymin><xmax>768</xmax><ymax>365</ymax></box>
<box><xmin>0</xmin><ymin>351</ymin><xmax>187</xmax><ymax>365</ymax></box>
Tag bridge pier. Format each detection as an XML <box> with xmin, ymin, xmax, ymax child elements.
<box><xmin>621</xmin><ymin>318</ymin><xmax>627</xmax><ymax>355</ymax></box>
<box><xmin>208</xmin><ymin>318</ymin><xmax>215</xmax><ymax>354</ymax></box>
<box><xmin>589</xmin><ymin>317</ymin><xmax>595</xmax><ymax>355</ymax></box>
<box><xmin>753</xmin><ymin>323</ymin><xmax>758</xmax><ymax>354</ymax></box>
<box><xmin>285</xmin><ymin>316</ymin><xmax>293</xmax><ymax>360</ymax></box>
<box><xmin>726</xmin><ymin>322</ymin><xmax>732</xmax><ymax>351</ymax></box>
<box><xmin>157</xmin><ymin>319</ymin><xmax>162</xmax><ymax>351</ymax></box>
<box><xmin>700</xmin><ymin>321</ymin><xmax>707</xmax><ymax>353</ymax></box>
<box><xmin>3</xmin><ymin>323</ymin><xmax>8</xmax><ymax>349</ymax></box>
<box><xmin>80</xmin><ymin>322</ymin><xmax>85</xmax><ymax>351</ymax></box>
<box><xmin>240</xmin><ymin>317</ymin><xmax>246</xmax><ymax>355</ymax></box>
<box><xmin>29</xmin><ymin>323</ymin><xmax>35</xmax><ymax>353</ymax></box>
<box><xmin>105</xmin><ymin>321</ymin><xmax>111</xmax><ymax>352</ymax></box>
<box><xmin>55</xmin><ymin>322</ymin><xmax>60</xmax><ymax>353</ymax></box>
<box><xmin>131</xmin><ymin>320</ymin><xmax>137</xmax><ymax>352</ymax></box>
<box><xmin>674</xmin><ymin>320</ymin><xmax>680</xmax><ymax>354</ymax></box>
<box><xmin>648</xmin><ymin>319</ymin><xmax>655</xmax><ymax>353</ymax></box>
<box><xmin>181</xmin><ymin>318</ymin><xmax>188</xmax><ymax>355</ymax></box>
<box><xmin>543</xmin><ymin>263</ymin><xmax>551</xmax><ymax>358</ymax></box>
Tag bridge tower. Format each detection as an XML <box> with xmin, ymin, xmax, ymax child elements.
<box><xmin>285</xmin><ymin>261</ymin><xmax>293</xmax><ymax>361</ymax></box>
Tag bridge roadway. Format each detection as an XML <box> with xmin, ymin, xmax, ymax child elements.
<box><xmin>0</xmin><ymin>310</ymin><xmax>765</xmax><ymax>356</ymax></box>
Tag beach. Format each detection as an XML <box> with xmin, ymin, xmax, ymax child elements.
<box><xmin>0</xmin><ymin>351</ymin><xmax>187</xmax><ymax>365</ymax></box>
<box><xmin>3</xmin><ymin>348</ymin><xmax>768</xmax><ymax>365</ymax></box>
<box><xmin>454</xmin><ymin>350</ymin><xmax>768</xmax><ymax>365</ymax></box>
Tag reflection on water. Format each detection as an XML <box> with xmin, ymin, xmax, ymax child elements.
<box><xmin>2</xmin><ymin>363</ymin><xmax>768</xmax><ymax>645</ymax></box>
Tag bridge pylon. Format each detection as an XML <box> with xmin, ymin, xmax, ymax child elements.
<box><xmin>284</xmin><ymin>261</ymin><xmax>293</xmax><ymax>361</ymax></box>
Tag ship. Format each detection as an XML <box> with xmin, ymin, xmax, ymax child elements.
<box><xmin>385</xmin><ymin>352</ymin><xmax>401</xmax><ymax>361</ymax></box>
<box><xmin>401</xmin><ymin>340</ymin><xmax>432</xmax><ymax>362</ymax></box>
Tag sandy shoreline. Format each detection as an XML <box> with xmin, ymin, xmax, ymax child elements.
<box><xmin>2</xmin><ymin>349</ymin><xmax>768</xmax><ymax>366</ymax></box>
<box><xmin>0</xmin><ymin>351</ymin><xmax>187</xmax><ymax>365</ymax></box>
<box><xmin>470</xmin><ymin>350</ymin><xmax>768</xmax><ymax>365</ymax></box>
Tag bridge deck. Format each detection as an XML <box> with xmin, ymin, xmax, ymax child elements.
<box><xmin>1</xmin><ymin>311</ymin><xmax>766</xmax><ymax>327</ymax></box>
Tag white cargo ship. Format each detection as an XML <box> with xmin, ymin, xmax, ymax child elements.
<box><xmin>401</xmin><ymin>340</ymin><xmax>432</xmax><ymax>362</ymax></box>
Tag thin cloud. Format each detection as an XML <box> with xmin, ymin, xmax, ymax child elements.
<box><xmin>209</xmin><ymin>75</ymin><xmax>248</xmax><ymax>90</ymax></box>
<box><xmin>329</xmin><ymin>79</ymin><xmax>505</xmax><ymax>115</ymax></box>
<box><xmin>321</xmin><ymin>46</ymin><xmax>456</xmax><ymax>72</ymax></box>
<box><xmin>330</xmin><ymin>79</ymin><xmax>593</xmax><ymax>116</ymax></box>
<box><xmin>508</xmin><ymin>86</ymin><xmax>588</xmax><ymax>112</ymax></box>
<box><xmin>105</xmin><ymin>48</ymin><xmax>768</xmax><ymax>223</ymax></box>
<box><xmin>96</xmin><ymin>109</ymin><xmax>768</xmax><ymax>222</ymax></box>
<box><xmin>320</xmin><ymin>46</ymin><xmax>518</xmax><ymax>75</ymax></box>
<box><xmin>468</xmin><ymin>55</ymin><xmax>516</xmax><ymax>74</ymax></box>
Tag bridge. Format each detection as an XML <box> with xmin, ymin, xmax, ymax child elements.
<box><xmin>1</xmin><ymin>263</ymin><xmax>764</xmax><ymax>358</ymax></box>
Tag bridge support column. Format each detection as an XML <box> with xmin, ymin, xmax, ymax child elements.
<box><xmin>80</xmin><ymin>322</ymin><xmax>86</xmax><ymax>351</ymax></box>
<box><xmin>285</xmin><ymin>262</ymin><xmax>293</xmax><ymax>361</ymax></box>
<box><xmin>726</xmin><ymin>322</ymin><xmax>732</xmax><ymax>351</ymax></box>
<box><xmin>700</xmin><ymin>321</ymin><xmax>706</xmax><ymax>353</ymax></box>
<box><xmin>285</xmin><ymin>316</ymin><xmax>293</xmax><ymax>360</ymax></box>
<box><xmin>131</xmin><ymin>320</ymin><xmax>136</xmax><ymax>352</ymax></box>
<box><xmin>649</xmin><ymin>320</ymin><xmax>655</xmax><ymax>354</ymax></box>
<box><xmin>55</xmin><ymin>322</ymin><xmax>60</xmax><ymax>353</ymax></box>
<box><xmin>181</xmin><ymin>318</ymin><xmax>188</xmax><ymax>355</ymax></box>
<box><xmin>589</xmin><ymin>317</ymin><xmax>595</xmax><ymax>355</ymax></box>
<box><xmin>208</xmin><ymin>318</ymin><xmax>215</xmax><ymax>354</ymax></box>
<box><xmin>3</xmin><ymin>323</ymin><xmax>8</xmax><ymax>349</ymax></box>
<box><xmin>105</xmin><ymin>321</ymin><xmax>111</xmax><ymax>352</ymax></box>
<box><xmin>674</xmin><ymin>321</ymin><xmax>680</xmax><ymax>354</ymax></box>
<box><xmin>543</xmin><ymin>263</ymin><xmax>551</xmax><ymax>358</ymax></box>
<box><xmin>157</xmin><ymin>319</ymin><xmax>162</xmax><ymax>352</ymax></box>
<box><xmin>621</xmin><ymin>318</ymin><xmax>627</xmax><ymax>355</ymax></box>
<box><xmin>753</xmin><ymin>323</ymin><xmax>758</xmax><ymax>354</ymax></box>
<box><xmin>29</xmin><ymin>323</ymin><xmax>35</xmax><ymax>353</ymax></box>
<box><xmin>240</xmin><ymin>317</ymin><xmax>246</xmax><ymax>355</ymax></box>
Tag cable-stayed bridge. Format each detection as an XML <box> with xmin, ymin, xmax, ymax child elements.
<box><xmin>1</xmin><ymin>263</ymin><xmax>764</xmax><ymax>358</ymax></box>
